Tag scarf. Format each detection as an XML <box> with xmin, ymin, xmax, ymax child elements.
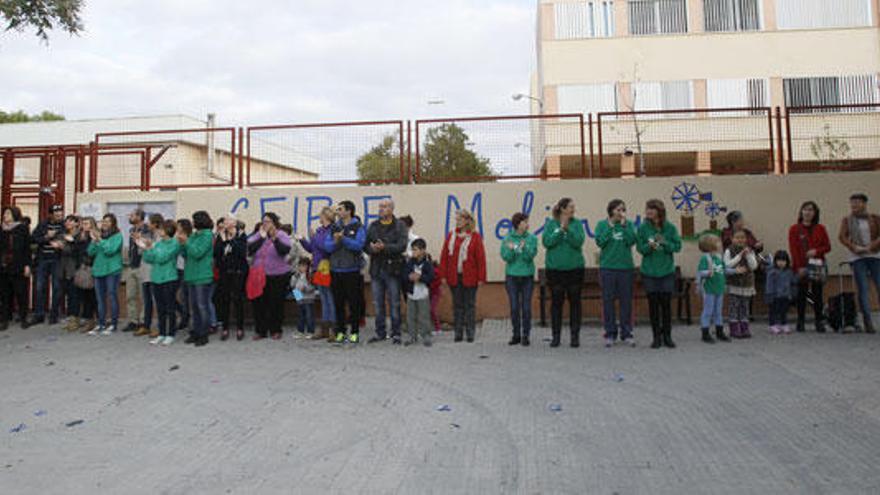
<box><xmin>1</xmin><ymin>221</ymin><xmax>20</xmax><ymax>232</ymax></box>
<box><xmin>448</xmin><ymin>229</ymin><xmax>472</xmax><ymax>275</ymax></box>
<box><xmin>848</xmin><ymin>213</ymin><xmax>870</xmax><ymax>248</ymax></box>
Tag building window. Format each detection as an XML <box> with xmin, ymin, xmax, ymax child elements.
<box><xmin>628</xmin><ymin>0</ymin><xmax>688</xmax><ymax>35</ymax></box>
<box><xmin>558</xmin><ymin>83</ymin><xmax>619</xmax><ymax>114</ymax></box>
<box><xmin>554</xmin><ymin>1</ymin><xmax>615</xmax><ymax>39</ymax></box>
<box><xmin>704</xmin><ymin>0</ymin><xmax>761</xmax><ymax>32</ymax></box>
<box><xmin>777</xmin><ymin>0</ymin><xmax>872</xmax><ymax>29</ymax></box>
<box><xmin>784</xmin><ymin>75</ymin><xmax>880</xmax><ymax>110</ymax></box>
<box><xmin>707</xmin><ymin>79</ymin><xmax>768</xmax><ymax>108</ymax></box>
<box><xmin>631</xmin><ymin>80</ymin><xmax>693</xmax><ymax>111</ymax></box>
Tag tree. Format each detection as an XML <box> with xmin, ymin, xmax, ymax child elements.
<box><xmin>810</xmin><ymin>123</ymin><xmax>851</xmax><ymax>169</ymax></box>
<box><xmin>1</xmin><ymin>0</ymin><xmax>83</xmax><ymax>42</ymax></box>
<box><xmin>0</xmin><ymin>109</ymin><xmax>65</xmax><ymax>123</ymax></box>
<box><xmin>356</xmin><ymin>134</ymin><xmax>402</xmax><ymax>183</ymax></box>
<box><xmin>420</xmin><ymin>123</ymin><xmax>495</xmax><ymax>179</ymax></box>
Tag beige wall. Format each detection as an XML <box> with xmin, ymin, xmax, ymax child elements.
<box><xmin>79</xmin><ymin>172</ymin><xmax>880</xmax><ymax>282</ymax></box>
<box><xmin>540</xmin><ymin>28</ymin><xmax>880</xmax><ymax>85</ymax></box>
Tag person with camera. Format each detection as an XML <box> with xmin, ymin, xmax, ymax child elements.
<box><xmin>29</xmin><ymin>204</ymin><xmax>66</xmax><ymax>326</ymax></box>
<box><xmin>365</xmin><ymin>199</ymin><xmax>408</xmax><ymax>345</ymax></box>
<box><xmin>788</xmin><ymin>201</ymin><xmax>831</xmax><ymax>333</ymax></box>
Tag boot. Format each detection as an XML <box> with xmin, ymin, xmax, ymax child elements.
<box><xmin>701</xmin><ymin>327</ymin><xmax>715</xmax><ymax>344</ymax></box>
<box><xmin>521</xmin><ymin>335</ymin><xmax>530</xmax><ymax>347</ymax></box>
<box><xmin>661</xmin><ymin>325</ymin><xmax>676</xmax><ymax>349</ymax></box>
<box><xmin>650</xmin><ymin>319</ymin><xmax>662</xmax><ymax>349</ymax></box>
<box><xmin>508</xmin><ymin>334</ymin><xmax>521</xmax><ymax>346</ymax></box>
<box><xmin>134</xmin><ymin>326</ymin><xmax>151</xmax><ymax>337</ymax></box>
<box><xmin>729</xmin><ymin>321</ymin><xmax>741</xmax><ymax>339</ymax></box>
<box><xmin>865</xmin><ymin>315</ymin><xmax>876</xmax><ymax>334</ymax></box>
<box><xmin>570</xmin><ymin>329</ymin><xmax>580</xmax><ymax>348</ymax></box>
<box><xmin>550</xmin><ymin>328</ymin><xmax>561</xmax><ymax>348</ymax></box>
<box><xmin>740</xmin><ymin>321</ymin><xmax>752</xmax><ymax>339</ymax></box>
<box><xmin>815</xmin><ymin>319</ymin><xmax>826</xmax><ymax>333</ymax></box>
<box><xmin>65</xmin><ymin>317</ymin><xmax>80</xmax><ymax>332</ymax></box>
<box><xmin>795</xmin><ymin>319</ymin><xmax>806</xmax><ymax>333</ymax></box>
<box><xmin>715</xmin><ymin>325</ymin><xmax>731</xmax><ymax>342</ymax></box>
<box><xmin>80</xmin><ymin>319</ymin><xmax>96</xmax><ymax>333</ymax></box>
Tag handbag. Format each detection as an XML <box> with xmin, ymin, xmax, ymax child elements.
<box><xmin>73</xmin><ymin>265</ymin><xmax>94</xmax><ymax>289</ymax></box>
<box><xmin>799</xmin><ymin>225</ymin><xmax>828</xmax><ymax>283</ymax></box>
<box><xmin>246</xmin><ymin>265</ymin><xmax>266</xmax><ymax>300</ymax></box>
<box><xmin>312</xmin><ymin>259</ymin><xmax>331</xmax><ymax>287</ymax></box>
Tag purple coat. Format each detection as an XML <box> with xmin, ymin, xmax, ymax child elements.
<box><xmin>300</xmin><ymin>224</ymin><xmax>332</xmax><ymax>272</ymax></box>
<box><xmin>247</xmin><ymin>231</ymin><xmax>292</xmax><ymax>277</ymax></box>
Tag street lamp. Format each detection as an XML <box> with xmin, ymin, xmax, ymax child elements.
<box><xmin>512</xmin><ymin>93</ymin><xmax>544</xmax><ymax>109</ymax></box>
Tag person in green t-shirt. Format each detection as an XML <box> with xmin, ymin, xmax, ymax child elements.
<box><xmin>636</xmin><ymin>199</ymin><xmax>682</xmax><ymax>349</ymax></box>
<box><xmin>594</xmin><ymin>199</ymin><xmax>637</xmax><ymax>348</ymax></box>
<box><xmin>696</xmin><ymin>233</ymin><xmax>731</xmax><ymax>344</ymax></box>
<box><xmin>542</xmin><ymin>197</ymin><xmax>586</xmax><ymax>348</ymax></box>
<box><xmin>87</xmin><ymin>213</ymin><xmax>124</xmax><ymax>335</ymax></box>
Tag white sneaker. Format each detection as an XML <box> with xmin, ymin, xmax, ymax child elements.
<box><xmin>149</xmin><ymin>336</ymin><xmax>162</xmax><ymax>345</ymax></box>
<box><xmin>161</xmin><ymin>336</ymin><xmax>174</xmax><ymax>346</ymax></box>
<box><xmin>100</xmin><ymin>325</ymin><xmax>115</xmax><ymax>336</ymax></box>
<box><xmin>622</xmin><ymin>337</ymin><xmax>636</xmax><ymax>347</ymax></box>
<box><xmin>87</xmin><ymin>327</ymin><xmax>102</xmax><ymax>336</ymax></box>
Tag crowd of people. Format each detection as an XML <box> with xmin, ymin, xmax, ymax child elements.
<box><xmin>0</xmin><ymin>193</ymin><xmax>877</xmax><ymax>348</ymax></box>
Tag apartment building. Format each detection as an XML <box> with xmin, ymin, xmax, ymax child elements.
<box><xmin>533</xmin><ymin>0</ymin><xmax>880</xmax><ymax>176</ymax></box>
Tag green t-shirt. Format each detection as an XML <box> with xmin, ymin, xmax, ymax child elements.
<box><xmin>698</xmin><ymin>254</ymin><xmax>726</xmax><ymax>295</ymax></box>
<box><xmin>594</xmin><ymin>219</ymin><xmax>636</xmax><ymax>270</ymax></box>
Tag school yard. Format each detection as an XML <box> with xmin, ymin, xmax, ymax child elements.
<box><xmin>1</xmin><ymin>319</ymin><xmax>879</xmax><ymax>494</ymax></box>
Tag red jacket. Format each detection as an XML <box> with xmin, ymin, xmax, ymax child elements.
<box><xmin>439</xmin><ymin>229</ymin><xmax>487</xmax><ymax>288</ymax></box>
<box><xmin>788</xmin><ymin>223</ymin><xmax>831</xmax><ymax>272</ymax></box>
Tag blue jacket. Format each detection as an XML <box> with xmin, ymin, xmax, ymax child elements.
<box><xmin>765</xmin><ymin>267</ymin><xmax>797</xmax><ymax>303</ymax></box>
<box><xmin>323</xmin><ymin>216</ymin><xmax>366</xmax><ymax>273</ymax></box>
<box><xmin>404</xmin><ymin>256</ymin><xmax>435</xmax><ymax>297</ymax></box>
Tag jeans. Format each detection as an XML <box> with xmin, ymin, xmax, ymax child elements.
<box><xmin>701</xmin><ymin>292</ymin><xmax>724</xmax><ymax>328</ymax></box>
<box><xmin>317</xmin><ymin>285</ymin><xmax>335</xmax><ymax>323</ymax></box>
<box><xmin>370</xmin><ymin>271</ymin><xmax>401</xmax><ymax>339</ymax></box>
<box><xmin>407</xmin><ymin>297</ymin><xmax>432</xmax><ymax>343</ymax></box>
<box><xmin>123</xmin><ymin>267</ymin><xmax>143</xmax><ymax>324</ymax></box>
<box><xmin>599</xmin><ymin>268</ymin><xmax>634</xmax><ymax>340</ymax></box>
<box><xmin>175</xmin><ymin>269</ymin><xmax>190</xmax><ymax>326</ymax></box>
<box><xmin>331</xmin><ymin>271</ymin><xmax>364</xmax><ymax>336</ymax></box>
<box><xmin>547</xmin><ymin>268</ymin><xmax>583</xmax><ymax>336</ymax></box>
<box><xmin>154</xmin><ymin>281</ymin><xmax>178</xmax><ymax>337</ymax></box>
<box><xmin>95</xmin><ymin>273</ymin><xmax>121</xmax><ymax>328</ymax></box>
<box><xmin>769</xmin><ymin>297</ymin><xmax>790</xmax><ymax>326</ymax></box>
<box><xmin>34</xmin><ymin>258</ymin><xmax>62</xmax><ymax>320</ymax></box>
<box><xmin>188</xmin><ymin>283</ymin><xmax>213</xmax><ymax>338</ymax></box>
<box><xmin>505</xmin><ymin>275</ymin><xmax>533</xmax><ymax>338</ymax></box>
<box><xmin>297</xmin><ymin>302</ymin><xmax>315</xmax><ymax>333</ymax></box>
<box><xmin>451</xmin><ymin>284</ymin><xmax>478</xmax><ymax>340</ymax></box>
<box><xmin>851</xmin><ymin>258</ymin><xmax>880</xmax><ymax>322</ymax></box>
<box><xmin>208</xmin><ymin>282</ymin><xmax>218</xmax><ymax>327</ymax></box>
<box><xmin>142</xmin><ymin>282</ymin><xmax>154</xmax><ymax>329</ymax></box>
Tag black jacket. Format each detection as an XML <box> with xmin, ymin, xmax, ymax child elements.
<box><xmin>365</xmin><ymin>217</ymin><xmax>407</xmax><ymax>278</ymax></box>
<box><xmin>32</xmin><ymin>219</ymin><xmax>64</xmax><ymax>262</ymax></box>
<box><xmin>0</xmin><ymin>223</ymin><xmax>32</xmax><ymax>274</ymax></box>
<box><xmin>403</xmin><ymin>257</ymin><xmax>435</xmax><ymax>297</ymax></box>
<box><xmin>214</xmin><ymin>232</ymin><xmax>249</xmax><ymax>275</ymax></box>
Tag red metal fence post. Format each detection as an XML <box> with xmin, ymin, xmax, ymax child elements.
<box><xmin>414</xmin><ymin>121</ymin><xmax>421</xmax><ymax>184</ymax></box>
<box><xmin>785</xmin><ymin>107</ymin><xmax>793</xmax><ymax>172</ymax></box>
<box><xmin>406</xmin><ymin>121</ymin><xmax>412</xmax><ymax>184</ymax></box>
<box><xmin>597</xmin><ymin>113</ymin><xmax>604</xmax><ymax>178</ymax></box>
<box><xmin>774</xmin><ymin>107</ymin><xmax>785</xmax><ymax>174</ymax></box>
<box><xmin>767</xmin><ymin>108</ymin><xmax>775</xmax><ymax>174</ymax></box>
<box><xmin>238</xmin><ymin>127</ymin><xmax>244</xmax><ymax>189</ymax></box>
<box><xmin>579</xmin><ymin>114</ymin><xmax>586</xmax><ymax>178</ymax></box>
<box><xmin>587</xmin><ymin>113</ymin><xmax>594</xmax><ymax>179</ymax></box>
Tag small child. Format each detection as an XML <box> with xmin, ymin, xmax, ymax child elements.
<box><xmin>697</xmin><ymin>234</ymin><xmax>730</xmax><ymax>344</ymax></box>
<box><xmin>724</xmin><ymin>229</ymin><xmax>759</xmax><ymax>339</ymax></box>
<box><xmin>290</xmin><ymin>258</ymin><xmax>317</xmax><ymax>337</ymax></box>
<box><xmin>765</xmin><ymin>250</ymin><xmax>797</xmax><ymax>335</ymax></box>
<box><xmin>404</xmin><ymin>239</ymin><xmax>435</xmax><ymax>347</ymax></box>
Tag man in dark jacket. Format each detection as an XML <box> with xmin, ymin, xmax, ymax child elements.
<box><xmin>325</xmin><ymin>200</ymin><xmax>366</xmax><ymax>344</ymax></box>
<box><xmin>29</xmin><ymin>204</ymin><xmax>65</xmax><ymax>325</ymax></box>
<box><xmin>364</xmin><ymin>199</ymin><xmax>408</xmax><ymax>344</ymax></box>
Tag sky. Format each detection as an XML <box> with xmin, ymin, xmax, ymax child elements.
<box><xmin>0</xmin><ymin>0</ymin><xmax>538</xmax><ymax>126</ymax></box>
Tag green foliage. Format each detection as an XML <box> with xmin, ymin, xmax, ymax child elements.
<box><xmin>356</xmin><ymin>134</ymin><xmax>402</xmax><ymax>184</ymax></box>
<box><xmin>419</xmin><ymin>123</ymin><xmax>495</xmax><ymax>179</ymax></box>
<box><xmin>0</xmin><ymin>0</ymin><xmax>83</xmax><ymax>42</ymax></box>
<box><xmin>0</xmin><ymin>109</ymin><xmax>65</xmax><ymax>123</ymax></box>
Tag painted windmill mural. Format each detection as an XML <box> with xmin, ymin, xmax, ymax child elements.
<box><xmin>671</xmin><ymin>182</ymin><xmax>726</xmax><ymax>240</ymax></box>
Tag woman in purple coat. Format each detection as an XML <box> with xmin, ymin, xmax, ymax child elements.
<box><xmin>247</xmin><ymin>212</ymin><xmax>292</xmax><ymax>340</ymax></box>
<box><xmin>300</xmin><ymin>206</ymin><xmax>336</xmax><ymax>341</ymax></box>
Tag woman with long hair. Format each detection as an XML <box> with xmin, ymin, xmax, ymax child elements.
<box><xmin>439</xmin><ymin>209</ymin><xmax>487</xmax><ymax>343</ymax></box>
<box><xmin>636</xmin><ymin>199</ymin><xmax>682</xmax><ymax>348</ymax></box>
<box><xmin>300</xmin><ymin>206</ymin><xmax>337</xmax><ymax>341</ymax></box>
<box><xmin>87</xmin><ymin>213</ymin><xmax>123</xmax><ymax>335</ymax></box>
<box><xmin>181</xmin><ymin>211</ymin><xmax>215</xmax><ymax>347</ymax></box>
<box><xmin>789</xmin><ymin>201</ymin><xmax>831</xmax><ymax>332</ymax></box>
<box><xmin>0</xmin><ymin>206</ymin><xmax>32</xmax><ymax>330</ymax></box>
<box><xmin>541</xmin><ymin>198</ymin><xmax>586</xmax><ymax>348</ymax></box>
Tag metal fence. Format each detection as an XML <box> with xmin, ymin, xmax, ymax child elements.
<box><xmin>785</xmin><ymin>103</ymin><xmax>880</xmax><ymax>174</ymax></box>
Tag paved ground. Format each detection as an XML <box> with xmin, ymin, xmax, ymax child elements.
<box><xmin>1</xmin><ymin>319</ymin><xmax>880</xmax><ymax>495</ymax></box>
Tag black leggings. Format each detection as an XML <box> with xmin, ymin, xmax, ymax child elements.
<box><xmin>647</xmin><ymin>292</ymin><xmax>672</xmax><ymax>332</ymax></box>
<box><xmin>77</xmin><ymin>288</ymin><xmax>96</xmax><ymax>319</ymax></box>
<box><xmin>332</xmin><ymin>271</ymin><xmax>364</xmax><ymax>335</ymax></box>
<box><xmin>0</xmin><ymin>273</ymin><xmax>29</xmax><ymax>323</ymax></box>
<box><xmin>216</xmin><ymin>272</ymin><xmax>245</xmax><ymax>330</ymax></box>
<box><xmin>253</xmin><ymin>274</ymin><xmax>288</xmax><ymax>337</ymax></box>
<box><xmin>547</xmin><ymin>269</ymin><xmax>583</xmax><ymax>334</ymax></box>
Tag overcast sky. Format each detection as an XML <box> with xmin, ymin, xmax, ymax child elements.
<box><xmin>1</xmin><ymin>0</ymin><xmax>537</xmax><ymax>126</ymax></box>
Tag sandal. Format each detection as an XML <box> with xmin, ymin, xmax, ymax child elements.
<box><xmin>236</xmin><ymin>328</ymin><xmax>244</xmax><ymax>341</ymax></box>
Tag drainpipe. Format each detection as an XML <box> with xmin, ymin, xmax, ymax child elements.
<box><xmin>206</xmin><ymin>113</ymin><xmax>216</xmax><ymax>175</ymax></box>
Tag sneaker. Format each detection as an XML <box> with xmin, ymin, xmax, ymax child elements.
<box><xmin>782</xmin><ymin>324</ymin><xmax>792</xmax><ymax>334</ymax></box>
<box><xmin>134</xmin><ymin>326</ymin><xmax>151</xmax><ymax>337</ymax></box>
<box><xmin>367</xmin><ymin>336</ymin><xmax>386</xmax><ymax>344</ymax></box>
<box><xmin>348</xmin><ymin>333</ymin><xmax>359</xmax><ymax>344</ymax></box>
<box><xmin>149</xmin><ymin>336</ymin><xmax>163</xmax><ymax>345</ymax></box>
<box><xmin>100</xmin><ymin>325</ymin><xmax>115</xmax><ymax>336</ymax></box>
<box><xmin>423</xmin><ymin>340</ymin><xmax>433</xmax><ymax>347</ymax></box>
<box><xmin>335</xmin><ymin>332</ymin><xmax>345</xmax><ymax>344</ymax></box>
<box><xmin>87</xmin><ymin>326</ymin><xmax>102</xmax><ymax>336</ymax></box>
<box><xmin>293</xmin><ymin>331</ymin><xmax>306</xmax><ymax>340</ymax></box>
<box><xmin>604</xmin><ymin>337</ymin><xmax>615</xmax><ymax>348</ymax></box>
<box><xmin>123</xmin><ymin>322</ymin><xmax>138</xmax><ymax>332</ymax></box>
<box><xmin>161</xmin><ymin>336</ymin><xmax>175</xmax><ymax>346</ymax></box>
<box><xmin>622</xmin><ymin>337</ymin><xmax>636</xmax><ymax>347</ymax></box>
<box><xmin>391</xmin><ymin>337</ymin><xmax>402</xmax><ymax>345</ymax></box>
<box><xmin>769</xmin><ymin>325</ymin><xmax>781</xmax><ymax>335</ymax></box>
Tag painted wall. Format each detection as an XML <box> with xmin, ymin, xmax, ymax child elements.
<box><xmin>77</xmin><ymin>172</ymin><xmax>880</xmax><ymax>282</ymax></box>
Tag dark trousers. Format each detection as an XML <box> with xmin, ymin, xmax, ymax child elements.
<box><xmin>34</xmin><ymin>258</ymin><xmax>62</xmax><ymax>320</ymax></box>
<box><xmin>452</xmin><ymin>284</ymin><xmax>478</xmax><ymax>340</ymax></box>
<box><xmin>796</xmin><ymin>279</ymin><xmax>824</xmax><ymax>325</ymax></box>
<box><xmin>331</xmin><ymin>271</ymin><xmax>363</xmax><ymax>335</ymax></box>
<box><xmin>62</xmin><ymin>277</ymin><xmax>78</xmax><ymax>318</ymax></box>
<box><xmin>253</xmin><ymin>274</ymin><xmax>288</xmax><ymax>337</ymax></box>
<box><xmin>297</xmin><ymin>302</ymin><xmax>315</xmax><ymax>334</ymax></box>
<box><xmin>216</xmin><ymin>272</ymin><xmax>245</xmax><ymax>330</ymax></box>
<box><xmin>505</xmin><ymin>275</ymin><xmax>533</xmax><ymax>338</ymax></box>
<box><xmin>154</xmin><ymin>281</ymin><xmax>178</xmax><ymax>337</ymax></box>
<box><xmin>175</xmin><ymin>269</ymin><xmax>190</xmax><ymax>325</ymax></box>
<box><xmin>77</xmin><ymin>287</ymin><xmax>96</xmax><ymax>320</ymax></box>
<box><xmin>647</xmin><ymin>292</ymin><xmax>672</xmax><ymax>334</ymax></box>
<box><xmin>547</xmin><ymin>268</ymin><xmax>583</xmax><ymax>336</ymax></box>
<box><xmin>142</xmin><ymin>282</ymin><xmax>154</xmax><ymax>329</ymax></box>
<box><xmin>0</xmin><ymin>273</ymin><xmax>29</xmax><ymax>323</ymax></box>
<box><xmin>600</xmin><ymin>268</ymin><xmax>634</xmax><ymax>340</ymax></box>
<box><xmin>769</xmin><ymin>297</ymin><xmax>791</xmax><ymax>326</ymax></box>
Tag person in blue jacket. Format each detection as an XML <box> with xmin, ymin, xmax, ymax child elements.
<box><xmin>324</xmin><ymin>200</ymin><xmax>366</xmax><ymax>344</ymax></box>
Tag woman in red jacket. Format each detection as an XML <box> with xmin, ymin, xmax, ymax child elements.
<box><xmin>788</xmin><ymin>201</ymin><xmax>831</xmax><ymax>333</ymax></box>
<box><xmin>439</xmin><ymin>209</ymin><xmax>487</xmax><ymax>343</ymax></box>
